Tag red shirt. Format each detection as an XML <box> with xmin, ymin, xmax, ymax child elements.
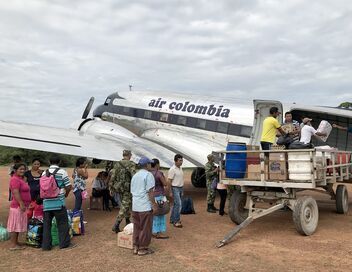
<box><xmin>10</xmin><ymin>175</ymin><xmax>31</xmax><ymax>209</ymax></box>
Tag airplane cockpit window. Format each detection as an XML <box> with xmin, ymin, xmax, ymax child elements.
<box><xmin>177</xmin><ymin>116</ymin><xmax>187</xmax><ymax>126</ymax></box>
<box><xmin>196</xmin><ymin>119</ymin><xmax>206</xmax><ymax>129</ymax></box>
<box><xmin>104</xmin><ymin>98</ymin><xmax>111</xmax><ymax>105</ymax></box>
<box><xmin>228</xmin><ymin>124</ymin><xmax>241</xmax><ymax>135</ymax></box>
<box><xmin>160</xmin><ymin>113</ymin><xmax>168</xmax><ymax>122</ymax></box>
<box><xmin>217</xmin><ymin>123</ymin><xmax>229</xmax><ymax>134</ymax></box>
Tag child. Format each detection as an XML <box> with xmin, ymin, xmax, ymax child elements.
<box><xmin>27</xmin><ymin>196</ymin><xmax>44</xmax><ymax>220</ymax></box>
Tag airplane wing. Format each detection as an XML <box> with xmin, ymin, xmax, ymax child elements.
<box><xmin>0</xmin><ymin>119</ymin><xmax>195</xmax><ymax>168</ymax></box>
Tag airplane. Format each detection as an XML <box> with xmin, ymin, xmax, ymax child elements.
<box><xmin>0</xmin><ymin>90</ymin><xmax>351</xmax><ymax>187</ymax></box>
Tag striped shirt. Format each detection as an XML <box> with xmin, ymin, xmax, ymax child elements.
<box><xmin>42</xmin><ymin>165</ymin><xmax>71</xmax><ymax>211</ymax></box>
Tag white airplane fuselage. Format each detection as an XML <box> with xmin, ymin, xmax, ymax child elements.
<box><xmin>93</xmin><ymin>91</ymin><xmax>260</xmax><ymax>168</ymax></box>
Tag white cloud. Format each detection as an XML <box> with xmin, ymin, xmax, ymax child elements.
<box><xmin>0</xmin><ymin>0</ymin><xmax>351</xmax><ymax>127</ymax></box>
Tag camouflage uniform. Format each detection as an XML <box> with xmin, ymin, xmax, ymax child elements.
<box><xmin>110</xmin><ymin>159</ymin><xmax>136</xmax><ymax>231</ymax></box>
<box><xmin>205</xmin><ymin>161</ymin><xmax>217</xmax><ymax>206</ymax></box>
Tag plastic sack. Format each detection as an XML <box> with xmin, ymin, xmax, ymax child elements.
<box><xmin>51</xmin><ymin>218</ymin><xmax>59</xmax><ymax>246</ymax></box>
<box><xmin>0</xmin><ymin>224</ymin><xmax>10</xmax><ymax>242</ymax></box>
<box><xmin>68</xmin><ymin>210</ymin><xmax>85</xmax><ymax>236</ymax></box>
<box><xmin>26</xmin><ymin>218</ymin><xmax>43</xmax><ymax>248</ymax></box>
<box><xmin>317</xmin><ymin>120</ymin><xmax>332</xmax><ymax>142</ymax></box>
<box><xmin>123</xmin><ymin>223</ymin><xmax>133</xmax><ymax>235</ymax></box>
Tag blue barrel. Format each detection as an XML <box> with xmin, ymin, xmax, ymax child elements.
<box><xmin>225</xmin><ymin>142</ymin><xmax>247</xmax><ymax>178</ymax></box>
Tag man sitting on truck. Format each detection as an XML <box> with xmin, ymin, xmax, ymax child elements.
<box><xmin>260</xmin><ymin>107</ymin><xmax>287</xmax><ymax>151</ymax></box>
<box><xmin>300</xmin><ymin>118</ymin><xmax>327</xmax><ymax>144</ymax></box>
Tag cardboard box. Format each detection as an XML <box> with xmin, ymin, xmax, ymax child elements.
<box><xmin>247</xmin><ymin>164</ymin><xmax>269</xmax><ymax>180</ymax></box>
<box><xmin>269</xmin><ymin>153</ymin><xmax>287</xmax><ymax>180</ymax></box>
<box><xmin>117</xmin><ymin>232</ymin><xmax>133</xmax><ymax>249</ymax></box>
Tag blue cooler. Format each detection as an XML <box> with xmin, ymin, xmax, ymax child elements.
<box><xmin>225</xmin><ymin>142</ymin><xmax>247</xmax><ymax>178</ymax></box>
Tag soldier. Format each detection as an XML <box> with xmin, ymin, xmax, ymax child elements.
<box><xmin>110</xmin><ymin>150</ymin><xmax>136</xmax><ymax>233</ymax></box>
<box><xmin>204</xmin><ymin>154</ymin><xmax>218</xmax><ymax>213</ymax></box>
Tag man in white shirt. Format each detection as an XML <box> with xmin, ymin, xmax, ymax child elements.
<box><xmin>300</xmin><ymin>118</ymin><xmax>327</xmax><ymax>144</ymax></box>
<box><xmin>168</xmin><ymin>154</ymin><xmax>184</xmax><ymax>228</ymax></box>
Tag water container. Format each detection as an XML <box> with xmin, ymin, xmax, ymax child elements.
<box><xmin>225</xmin><ymin>142</ymin><xmax>247</xmax><ymax>178</ymax></box>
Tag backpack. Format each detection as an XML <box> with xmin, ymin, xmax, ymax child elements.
<box><xmin>110</xmin><ymin>162</ymin><xmax>132</xmax><ymax>193</ymax></box>
<box><xmin>40</xmin><ymin>168</ymin><xmax>60</xmax><ymax>199</ymax></box>
<box><xmin>181</xmin><ymin>197</ymin><xmax>196</xmax><ymax>214</ymax></box>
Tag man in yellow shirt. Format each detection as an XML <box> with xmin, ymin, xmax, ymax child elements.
<box><xmin>260</xmin><ymin>107</ymin><xmax>286</xmax><ymax>151</ymax></box>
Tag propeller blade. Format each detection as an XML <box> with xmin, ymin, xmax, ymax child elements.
<box><xmin>82</xmin><ymin>97</ymin><xmax>95</xmax><ymax>119</ymax></box>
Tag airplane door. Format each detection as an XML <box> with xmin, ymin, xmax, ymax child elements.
<box><xmin>249</xmin><ymin>100</ymin><xmax>283</xmax><ymax>146</ymax></box>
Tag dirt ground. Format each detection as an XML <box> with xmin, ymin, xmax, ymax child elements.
<box><xmin>1</xmin><ymin>166</ymin><xmax>352</xmax><ymax>272</ymax></box>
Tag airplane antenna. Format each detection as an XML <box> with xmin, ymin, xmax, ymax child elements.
<box><xmin>129</xmin><ymin>84</ymin><xmax>133</xmax><ymax>91</ymax></box>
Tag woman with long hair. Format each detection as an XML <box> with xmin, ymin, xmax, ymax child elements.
<box><xmin>7</xmin><ymin>163</ymin><xmax>31</xmax><ymax>250</ymax></box>
<box><xmin>72</xmin><ymin>157</ymin><xmax>88</xmax><ymax>212</ymax></box>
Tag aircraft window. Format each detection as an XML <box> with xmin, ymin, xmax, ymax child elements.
<box><xmin>196</xmin><ymin>119</ymin><xmax>206</xmax><ymax>129</ymax></box>
<box><xmin>104</xmin><ymin>98</ymin><xmax>111</xmax><ymax>105</ymax></box>
<box><xmin>144</xmin><ymin>111</ymin><xmax>152</xmax><ymax>119</ymax></box>
<box><xmin>177</xmin><ymin>116</ymin><xmax>187</xmax><ymax>126</ymax></box>
<box><xmin>228</xmin><ymin>124</ymin><xmax>241</xmax><ymax>136</ymax></box>
<box><xmin>151</xmin><ymin>111</ymin><xmax>160</xmax><ymax>120</ymax></box>
<box><xmin>186</xmin><ymin>117</ymin><xmax>197</xmax><ymax>127</ymax></box>
<box><xmin>205</xmin><ymin>120</ymin><xmax>217</xmax><ymax>132</ymax></box>
<box><xmin>160</xmin><ymin>113</ymin><xmax>168</xmax><ymax>122</ymax></box>
<box><xmin>217</xmin><ymin>122</ymin><xmax>229</xmax><ymax>134</ymax></box>
<box><xmin>240</xmin><ymin>125</ymin><xmax>252</xmax><ymax>137</ymax></box>
<box><xmin>122</xmin><ymin>107</ymin><xmax>131</xmax><ymax>114</ymax></box>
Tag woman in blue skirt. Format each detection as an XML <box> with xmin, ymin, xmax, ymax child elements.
<box><xmin>151</xmin><ymin>159</ymin><xmax>169</xmax><ymax>239</ymax></box>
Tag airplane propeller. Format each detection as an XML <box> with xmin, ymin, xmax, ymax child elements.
<box><xmin>82</xmin><ymin>97</ymin><xmax>95</xmax><ymax>119</ymax></box>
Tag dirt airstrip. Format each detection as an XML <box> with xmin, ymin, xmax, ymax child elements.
<box><xmin>1</xmin><ymin>166</ymin><xmax>352</xmax><ymax>272</ymax></box>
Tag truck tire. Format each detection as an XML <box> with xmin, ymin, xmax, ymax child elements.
<box><xmin>229</xmin><ymin>190</ymin><xmax>248</xmax><ymax>225</ymax></box>
<box><xmin>292</xmin><ymin>196</ymin><xmax>319</xmax><ymax>236</ymax></box>
<box><xmin>191</xmin><ymin>167</ymin><xmax>206</xmax><ymax>188</ymax></box>
<box><xmin>336</xmin><ymin>184</ymin><xmax>348</xmax><ymax>214</ymax></box>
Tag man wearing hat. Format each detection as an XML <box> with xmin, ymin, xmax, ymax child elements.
<box><xmin>110</xmin><ymin>150</ymin><xmax>136</xmax><ymax>233</ymax></box>
<box><xmin>131</xmin><ymin>156</ymin><xmax>155</xmax><ymax>256</ymax></box>
<box><xmin>204</xmin><ymin>154</ymin><xmax>218</xmax><ymax>213</ymax></box>
<box><xmin>300</xmin><ymin>118</ymin><xmax>327</xmax><ymax>144</ymax></box>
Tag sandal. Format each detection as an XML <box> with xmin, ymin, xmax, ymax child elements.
<box><xmin>9</xmin><ymin>246</ymin><xmax>26</xmax><ymax>251</ymax></box>
<box><xmin>137</xmin><ymin>248</ymin><xmax>154</xmax><ymax>256</ymax></box>
<box><xmin>155</xmin><ymin>234</ymin><xmax>169</xmax><ymax>239</ymax></box>
<box><xmin>173</xmin><ymin>222</ymin><xmax>183</xmax><ymax>228</ymax></box>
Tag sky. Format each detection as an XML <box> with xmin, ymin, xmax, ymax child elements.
<box><xmin>0</xmin><ymin>0</ymin><xmax>351</xmax><ymax>127</ymax></box>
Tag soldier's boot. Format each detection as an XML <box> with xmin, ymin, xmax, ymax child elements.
<box><xmin>211</xmin><ymin>204</ymin><xmax>219</xmax><ymax>211</ymax></box>
<box><xmin>112</xmin><ymin>219</ymin><xmax>122</xmax><ymax>233</ymax></box>
<box><xmin>125</xmin><ymin>217</ymin><xmax>131</xmax><ymax>225</ymax></box>
<box><xmin>207</xmin><ymin>204</ymin><xmax>217</xmax><ymax>213</ymax></box>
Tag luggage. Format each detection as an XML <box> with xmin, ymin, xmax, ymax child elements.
<box><xmin>51</xmin><ymin>211</ymin><xmax>73</xmax><ymax>246</ymax></box>
<box><xmin>51</xmin><ymin>218</ymin><xmax>59</xmax><ymax>246</ymax></box>
<box><xmin>0</xmin><ymin>224</ymin><xmax>10</xmax><ymax>242</ymax></box>
<box><xmin>26</xmin><ymin>218</ymin><xmax>43</xmax><ymax>248</ymax></box>
<box><xmin>40</xmin><ymin>168</ymin><xmax>60</xmax><ymax>199</ymax></box>
<box><xmin>181</xmin><ymin>197</ymin><xmax>196</xmax><ymax>214</ymax></box>
<box><xmin>153</xmin><ymin>196</ymin><xmax>170</xmax><ymax>216</ymax></box>
<box><xmin>68</xmin><ymin>210</ymin><xmax>85</xmax><ymax>235</ymax></box>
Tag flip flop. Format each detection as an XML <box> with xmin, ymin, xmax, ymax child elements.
<box><xmin>133</xmin><ymin>246</ymin><xmax>138</xmax><ymax>255</ymax></box>
<box><xmin>137</xmin><ymin>248</ymin><xmax>154</xmax><ymax>256</ymax></box>
<box><xmin>155</xmin><ymin>234</ymin><xmax>169</xmax><ymax>239</ymax></box>
<box><xmin>9</xmin><ymin>246</ymin><xmax>25</xmax><ymax>251</ymax></box>
<box><xmin>173</xmin><ymin>222</ymin><xmax>183</xmax><ymax>228</ymax></box>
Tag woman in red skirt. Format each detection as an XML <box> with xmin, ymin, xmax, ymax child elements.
<box><xmin>7</xmin><ymin>163</ymin><xmax>31</xmax><ymax>250</ymax></box>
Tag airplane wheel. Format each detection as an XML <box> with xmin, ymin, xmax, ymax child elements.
<box><xmin>292</xmin><ymin>196</ymin><xmax>319</xmax><ymax>236</ymax></box>
<box><xmin>228</xmin><ymin>190</ymin><xmax>248</xmax><ymax>225</ymax></box>
<box><xmin>336</xmin><ymin>184</ymin><xmax>348</xmax><ymax>214</ymax></box>
<box><xmin>191</xmin><ymin>167</ymin><xmax>206</xmax><ymax>188</ymax></box>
